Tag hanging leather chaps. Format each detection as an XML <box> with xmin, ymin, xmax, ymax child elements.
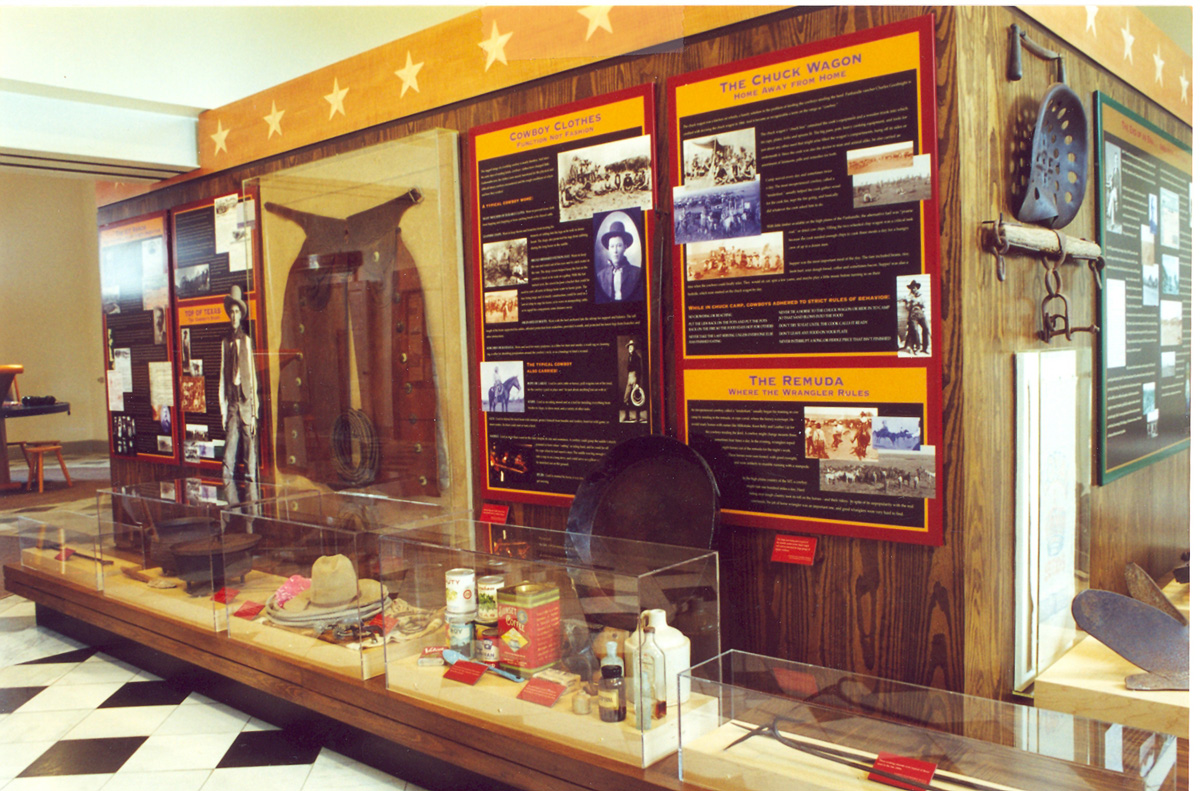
<box><xmin>266</xmin><ymin>189</ymin><xmax>439</xmax><ymax>495</ymax></box>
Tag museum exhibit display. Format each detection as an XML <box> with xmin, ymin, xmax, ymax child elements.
<box><xmin>246</xmin><ymin>128</ymin><xmax>471</xmax><ymax>511</ymax></box>
<box><xmin>3</xmin><ymin>6</ymin><xmax>1188</xmax><ymax>791</ymax></box>
<box><xmin>96</xmin><ymin>478</ymin><xmax>304</xmax><ymax>631</ymax></box>
<box><xmin>679</xmin><ymin>651</ymin><xmax>1178</xmax><ymax>791</ymax></box>
<box><xmin>221</xmin><ymin>490</ymin><xmax>451</xmax><ymax>679</ymax></box>
<box><xmin>17</xmin><ymin>512</ymin><xmax>106</xmax><ymax>590</ymax></box>
<box><xmin>379</xmin><ymin>518</ymin><xmax>720</xmax><ymax>767</ymax></box>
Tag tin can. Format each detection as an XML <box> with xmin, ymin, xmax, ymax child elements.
<box><xmin>445</xmin><ymin>568</ymin><xmax>476</xmax><ymax>615</ymax></box>
<box><xmin>497</xmin><ymin>581</ymin><xmax>561</xmax><ymax>678</ymax></box>
<box><xmin>445</xmin><ymin>612</ymin><xmax>474</xmax><ymax>658</ymax></box>
<box><xmin>476</xmin><ymin>574</ymin><xmax>505</xmax><ymax>625</ymax></box>
<box><xmin>476</xmin><ymin>627</ymin><xmax>501</xmax><ymax>666</ymax></box>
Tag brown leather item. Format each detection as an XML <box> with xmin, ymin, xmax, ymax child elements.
<box><xmin>266</xmin><ymin>190</ymin><xmax>439</xmax><ymax>494</ymax></box>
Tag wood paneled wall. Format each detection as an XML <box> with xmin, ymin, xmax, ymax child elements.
<box><xmin>98</xmin><ymin>5</ymin><xmax>1189</xmax><ymax>701</ymax></box>
<box><xmin>955</xmin><ymin>6</ymin><xmax>1191</xmax><ymax>699</ymax></box>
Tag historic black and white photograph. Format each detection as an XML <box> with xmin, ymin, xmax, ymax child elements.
<box><xmin>1104</xmin><ymin>142</ymin><xmax>1124</xmax><ymax>234</ymax></box>
<box><xmin>593</xmin><ymin>209</ymin><xmax>645</xmax><ymax>304</ymax></box>
<box><xmin>896</xmin><ymin>274</ymin><xmax>931</xmax><ymax>357</ymax></box>
<box><xmin>1162</xmin><ymin>350</ymin><xmax>1177</xmax><ymax>379</ymax></box>
<box><xmin>871</xmin><ymin>416</ymin><xmax>922</xmax><ymax>451</ymax></box>
<box><xmin>852</xmin><ymin>154</ymin><xmax>932</xmax><ymax>208</ymax></box>
<box><xmin>1161</xmin><ymin>300</ymin><xmax>1183</xmax><ymax>346</ymax></box>
<box><xmin>682</xmin><ymin>127</ymin><xmax>757</xmax><ymax>188</ymax></box>
<box><xmin>617</xmin><ymin>335</ymin><xmax>647</xmax><ymax>424</ymax></box>
<box><xmin>819</xmin><ymin>447</ymin><xmax>936</xmax><ymax>499</ymax></box>
<box><xmin>484</xmin><ymin>289</ymin><xmax>519</xmax><ymax>324</ymax></box>
<box><xmin>482</xmin><ymin>237</ymin><xmax>529</xmax><ymax>288</ymax></box>
<box><xmin>803</xmin><ymin>406</ymin><xmax>878</xmax><ymax>461</ymax></box>
<box><xmin>1142</xmin><ymin>262</ymin><xmax>1160</xmax><ymax>306</ymax></box>
<box><xmin>1162</xmin><ymin>253</ymin><xmax>1180</xmax><ymax>295</ymax></box>
<box><xmin>557</xmin><ymin>134</ymin><xmax>653</xmax><ymax>223</ymax></box>
<box><xmin>1160</xmin><ymin>187</ymin><xmax>1180</xmax><ymax>249</ymax></box>
<box><xmin>672</xmin><ymin>179</ymin><xmax>761</xmax><ymax>244</ymax></box>
<box><xmin>175</xmin><ymin>262</ymin><xmax>210</xmax><ymax>299</ymax></box>
<box><xmin>481</xmin><ymin>360</ymin><xmax>525</xmax><ymax>413</ymax></box>
<box><xmin>686</xmin><ymin>231</ymin><xmax>784</xmax><ymax>281</ymax></box>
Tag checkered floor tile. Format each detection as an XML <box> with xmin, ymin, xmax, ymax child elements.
<box><xmin>0</xmin><ymin>596</ymin><xmax>429</xmax><ymax>791</ymax></box>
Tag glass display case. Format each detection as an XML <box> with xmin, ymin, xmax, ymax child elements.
<box><xmin>221</xmin><ymin>491</ymin><xmax>451</xmax><ymax>680</ymax></box>
<box><xmin>245</xmin><ymin>128</ymin><xmax>470</xmax><ymax>515</ymax></box>
<box><xmin>15</xmin><ymin>512</ymin><xmax>105</xmax><ymax>590</ymax></box>
<box><xmin>679</xmin><ymin>651</ymin><xmax>1177</xmax><ymax>791</ymax></box>
<box><xmin>97</xmin><ymin>478</ymin><xmax>303</xmax><ymax>631</ymax></box>
<box><xmin>379</xmin><ymin>519</ymin><xmax>721</xmax><ymax>768</ymax></box>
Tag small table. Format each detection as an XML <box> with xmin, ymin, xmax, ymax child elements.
<box><xmin>1</xmin><ymin>400</ymin><xmax>72</xmax><ymax>491</ymax></box>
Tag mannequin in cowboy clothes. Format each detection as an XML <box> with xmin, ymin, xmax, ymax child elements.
<box><xmin>219</xmin><ymin>285</ymin><xmax>258</xmax><ymax>481</ymax></box>
<box><xmin>594</xmin><ymin>220</ymin><xmax>644</xmax><ymax>303</ymax></box>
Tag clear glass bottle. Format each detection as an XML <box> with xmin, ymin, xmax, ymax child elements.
<box><xmin>641</xmin><ymin>625</ymin><xmax>668</xmax><ymax>721</ymax></box>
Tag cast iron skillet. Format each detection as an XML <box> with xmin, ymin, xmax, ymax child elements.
<box><xmin>565</xmin><ymin>434</ymin><xmax>720</xmax><ymax>560</ymax></box>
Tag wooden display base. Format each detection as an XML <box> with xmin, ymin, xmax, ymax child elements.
<box><xmin>388</xmin><ymin>652</ymin><xmax>717</xmax><ymax>768</ymax></box>
<box><xmin>3</xmin><ymin>562</ymin><xmax>684</xmax><ymax>791</ymax></box>
<box><xmin>1034</xmin><ymin>582</ymin><xmax>1190</xmax><ymax>739</ymax></box>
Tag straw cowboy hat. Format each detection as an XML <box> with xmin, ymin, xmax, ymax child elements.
<box><xmin>265</xmin><ymin>554</ymin><xmax>386</xmax><ymax>626</ymax></box>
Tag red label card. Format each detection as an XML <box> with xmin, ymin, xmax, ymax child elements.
<box><xmin>233</xmin><ymin>601</ymin><xmax>264</xmax><ymax>619</ymax></box>
<box><xmin>479</xmin><ymin>503</ymin><xmax>510</xmax><ymax>524</ymax></box>
<box><xmin>444</xmin><ymin>660</ymin><xmax>489</xmax><ymax>685</ymax></box>
<box><xmin>517</xmin><ymin>677</ymin><xmax>566</xmax><ymax>707</ymax></box>
<box><xmin>368</xmin><ymin>614</ymin><xmax>398</xmax><ymax>634</ymax></box>
<box><xmin>771</xmin><ymin>668</ymin><xmax>819</xmax><ymax>697</ymax></box>
<box><xmin>868</xmin><ymin>753</ymin><xmax>937</xmax><ymax>790</ymax></box>
<box><xmin>212</xmin><ymin>587</ymin><xmax>240</xmax><ymax>604</ymax></box>
<box><xmin>771</xmin><ymin>535</ymin><xmax>817</xmax><ymax>565</ymax></box>
<box><xmin>54</xmin><ymin>548</ymin><xmax>77</xmax><ymax>561</ymax></box>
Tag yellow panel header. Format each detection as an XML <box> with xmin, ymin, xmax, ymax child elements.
<box><xmin>474</xmin><ymin>96</ymin><xmax>647</xmax><ymax>161</ymax></box>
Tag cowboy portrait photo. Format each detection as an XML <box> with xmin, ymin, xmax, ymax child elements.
<box><xmin>896</xmin><ymin>274</ymin><xmax>931</xmax><ymax>358</ymax></box>
<box><xmin>593</xmin><ymin>209</ymin><xmax>645</xmax><ymax>304</ymax></box>
<box><xmin>481</xmin><ymin>360</ymin><xmax>525</xmax><ymax>413</ymax></box>
<box><xmin>219</xmin><ymin>284</ymin><xmax>258</xmax><ymax>481</ymax></box>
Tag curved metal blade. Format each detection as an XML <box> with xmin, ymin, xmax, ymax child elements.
<box><xmin>1125</xmin><ymin>671</ymin><xmax>1189</xmax><ymax>691</ymax></box>
<box><xmin>1125</xmin><ymin>562</ymin><xmax>1187</xmax><ymax>625</ymax></box>
<box><xmin>1071</xmin><ymin>589</ymin><xmax>1189</xmax><ymax>676</ymax></box>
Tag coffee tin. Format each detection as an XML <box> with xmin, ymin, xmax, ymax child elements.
<box><xmin>445</xmin><ymin>568</ymin><xmax>476</xmax><ymax>615</ymax></box>
<box><xmin>497</xmin><ymin>581</ymin><xmax>561</xmax><ymax>678</ymax></box>
<box><xmin>476</xmin><ymin>574</ymin><xmax>505</xmax><ymax>624</ymax></box>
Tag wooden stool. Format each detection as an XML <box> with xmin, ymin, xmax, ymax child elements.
<box><xmin>22</xmin><ymin>442</ymin><xmax>71</xmax><ymax>493</ymax></box>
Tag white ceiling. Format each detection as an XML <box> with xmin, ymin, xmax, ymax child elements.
<box><xmin>0</xmin><ymin>4</ymin><xmax>473</xmax><ymax>178</ymax></box>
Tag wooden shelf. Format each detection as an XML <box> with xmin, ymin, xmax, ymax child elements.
<box><xmin>4</xmin><ymin>562</ymin><xmax>688</xmax><ymax>791</ymax></box>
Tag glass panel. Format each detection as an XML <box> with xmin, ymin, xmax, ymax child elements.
<box><xmin>681</xmin><ymin>651</ymin><xmax>1176</xmax><ymax>791</ymax></box>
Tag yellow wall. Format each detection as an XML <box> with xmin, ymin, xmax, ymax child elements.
<box><xmin>0</xmin><ymin>171</ymin><xmax>108</xmax><ymax>447</ymax></box>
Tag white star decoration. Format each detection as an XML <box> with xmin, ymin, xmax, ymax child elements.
<box><xmin>263</xmin><ymin>102</ymin><xmax>285</xmax><ymax>139</ymax></box>
<box><xmin>579</xmin><ymin>6</ymin><xmax>614</xmax><ymax>40</ymax></box>
<box><xmin>1085</xmin><ymin>6</ymin><xmax>1098</xmax><ymax>35</ymax></box>
<box><xmin>479</xmin><ymin>20</ymin><xmax>512</xmax><ymax>71</ymax></box>
<box><xmin>1152</xmin><ymin>46</ymin><xmax>1165</xmax><ymax>86</ymax></box>
<box><xmin>210</xmin><ymin>120</ymin><xmax>230</xmax><ymax>155</ymax></box>
<box><xmin>395</xmin><ymin>51</ymin><xmax>423</xmax><ymax>98</ymax></box>
<box><xmin>324</xmin><ymin>79</ymin><xmax>349</xmax><ymax>119</ymax></box>
<box><xmin>1180</xmin><ymin>73</ymin><xmax>1190</xmax><ymax>103</ymax></box>
<box><xmin>1121</xmin><ymin>19</ymin><xmax>1135</xmax><ymax>63</ymax></box>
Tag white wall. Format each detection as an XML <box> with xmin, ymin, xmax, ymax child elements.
<box><xmin>0</xmin><ymin>171</ymin><xmax>107</xmax><ymax>446</ymax></box>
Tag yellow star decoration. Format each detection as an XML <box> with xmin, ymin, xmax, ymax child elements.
<box><xmin>395</xmin><ymin>51</ymin><xmax>424</xmax><ymax>98</ymax></box>
<box><xmin>324</xmin><ymin>79</ymin><xmax>349</xmax><ymax>120</ymax></box>
<box><xmin>579</xmin><ymin>6</ymin><xmax>614</xmax><ymax>41</ymax></box>
<box><xmin>1152</xmin><ymin>46</ymin><xmax>1165</xmax><ymax>86</ymax></box>
<box><xmin>210</xmin><ymin>120</ymin><xmax>230</xmax><ymax>155</ymax></box>
<box><xmin>1120</xmin><ymin>18</ymin><xmax>1135</xmax><ymax>63</ymax></box>
<box><xmin>479</xmin><ymin>20</ymin><xmax>512</xmax><ymax>71</ymax></box>
<box><xmin>1085</xmin><ymin>6</ymin><xmax>1098</xmax><ymax>35</ymax></box>
<box><xmin>1180</xmin><ymin>72</ymin><xmax>1190</xmax><ymax>103</ymax></box>
<box><xmin>263</xmin><ymin>101</ymin><xmax>285</xmax><ymax>139</ymax></box>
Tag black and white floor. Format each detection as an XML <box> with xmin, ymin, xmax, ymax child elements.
<box><xmin>0</xmin><ymin>595</ymin><xmax>430</xmax><ymax>791</ymax></box>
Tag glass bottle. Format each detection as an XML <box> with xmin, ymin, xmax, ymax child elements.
<box><xmin>641</xmin><ymin>625</ymin><xmax>668</xmax><ymax>722</ymax></box>
<box><xmin>598</xmin><ymin>663</ymin><xmax>625</xmax><ymax>722</ymax></box>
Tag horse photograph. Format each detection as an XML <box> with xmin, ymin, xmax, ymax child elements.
<box><xmin>481</xmin><ymin>361</ymin><xmax>525</xmax><ymax>413</ymax></box>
